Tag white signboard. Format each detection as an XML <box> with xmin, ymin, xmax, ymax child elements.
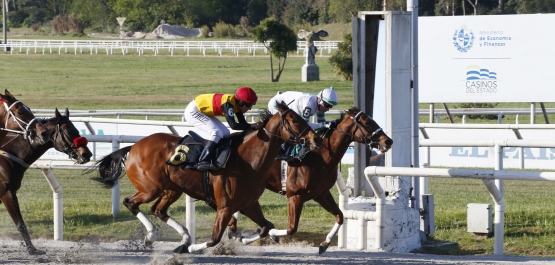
<box><xmin>419</xmin><ymin>14</ymin><xmax>555</xmax><ymax>103</ymax></box>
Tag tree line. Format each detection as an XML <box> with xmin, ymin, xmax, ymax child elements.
<box><xmin>2</xmin><ymin>0</ymin><xmax>555</xmax><ymax>33</ymax></box>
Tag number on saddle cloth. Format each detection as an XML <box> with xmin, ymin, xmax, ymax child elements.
<box><xmin>167</xmin><ymin>131</ymin><xmax>232</xmax><ymax>168</ymax></box>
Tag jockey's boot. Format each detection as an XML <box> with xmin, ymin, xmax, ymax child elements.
<box><xmin>275</xmin><ymin>142</ymin><xmax>295</xmax><ymax>162</ymax></box>
<box><xmin>196</xmin><ymin>141</ymin><xmax>219</xmax><ymax>171</ymax></box>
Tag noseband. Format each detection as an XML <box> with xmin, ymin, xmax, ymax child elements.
<box><xmin>336</xmin><ymin>111</ymin><xmax>383</xmax><ymax>147</ymax></box>
<box><xmin>264</xmin><ymin>109</ymin><xmax>313</xmax><ymax>147</ymax></box>
<box><xmin>1</xmin><ymin>100</ymin><xmax>49</xmax><ymax>141</ymax></box>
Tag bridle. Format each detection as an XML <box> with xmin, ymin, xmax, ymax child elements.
<box><xmin>263</xmin><ymin>109</ymin><xmax>316</xmax><ymax>148</ymax></box>
<box><xmin>51</xmin><ymin>119</ymin><xmax>88</xmax><ymax>160</ymax></box>
<box><xmin>335</xmin><ymin>111</ymin><xmax>383</xmax><ymax>147</ymax></box>
<box><xmin>1</xmin><ymin>100</ymin><xmax>49</xmax><ymax>142</ymax></box>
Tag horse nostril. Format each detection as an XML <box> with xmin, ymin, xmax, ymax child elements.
<box><xmin>386</xmin><ymin>139</ymin><xmax>393</xmax><ymax>146</ymax></box>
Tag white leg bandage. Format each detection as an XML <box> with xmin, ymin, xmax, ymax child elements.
<box><xmin>325</xmin><ymin>223</ymin><xmax>341</xmax><ymax>243</ymax></box>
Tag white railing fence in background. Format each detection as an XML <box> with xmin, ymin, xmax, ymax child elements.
<box><xmin>1</xmin><ymin>40</ymin><xmax>341</xmax><ymax>57</ymax></box>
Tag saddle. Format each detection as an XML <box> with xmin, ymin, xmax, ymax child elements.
<box><xmin>166</xmin><ymin>131</ymin><xmax>232</xmax><ymax>169</ymax></box>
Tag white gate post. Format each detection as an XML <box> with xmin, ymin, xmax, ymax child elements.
<box><xmin>41</xmin><ymin>168</ymin><xmax>63</xmax><ymax>241</ymax></box>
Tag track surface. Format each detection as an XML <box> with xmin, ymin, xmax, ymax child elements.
<box><xmin>1</xmin><ymin>239</ymin><xmax>554</xmax><ymax>264</ymax></box>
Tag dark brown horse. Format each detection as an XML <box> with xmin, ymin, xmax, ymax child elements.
<box><xmin>229</xmin><ymin>107</ymin><xmax>393</xmax><ymax>254</ymax></box>
<box><xmin>0</xmin><ymin>90</ymin><xmax>51</xmax><ymax>144</ymax></box>
<box><xmin>0</xmin><ymin>108</ymin><xmax>92</xmax><ymax>255</ymax></box>
<box><xmin>92</xmin><ymin>102</ymin><xmax>322</xmax><ymax>253</ymax></box>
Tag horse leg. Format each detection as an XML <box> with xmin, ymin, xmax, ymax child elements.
<box><xmin>186</xmin><ymin>206</ymin><xmax>234</xmax><ymax>253</ymax></box>
<box><xmin>1</xmin><ymin>190</ymin><xmax>45</xmax><ymax>255</ymax></box>
<box><xmin>239</xmin><ymin>202</ymin><xmax>276</xmax><ymax>245</ymax></box>
<box><xmin>149</xmin><ymin>191</ymin><xmax>192</xmax><ymax>249</ymax></box>
<box><xmin>123</xmin><ymin>191</ymin><xmax>160</xmax><ymax>247</ymax></box>
<box><xmin>267</xmin><ymin>194</ymin><xmax>304</xmax><ymax>241</ymax></box>
<box><xmin>226</xmin><ymin>212</ymin><xmax>242</xmax><ymax>241</ymax></box>
<box><xmin>312</xmin><ymin>190</ymin><xmax>343</xmax><ymax>254</ymax></box>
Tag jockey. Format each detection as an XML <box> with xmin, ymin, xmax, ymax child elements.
<box><xmin>184</xmin><ymin>87</ymin><xmax>262</xmax><ymax>171</ymax></box>
<box><xmin>267</xmin><ymin>87</ymin><xmax>338</xmax><ymax>162</ymax></box>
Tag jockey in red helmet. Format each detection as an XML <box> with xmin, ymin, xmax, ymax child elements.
<box><xmin>174</xmin><ymin>87</ymin><xmax>261</xmax><ymax>171</ymax></box>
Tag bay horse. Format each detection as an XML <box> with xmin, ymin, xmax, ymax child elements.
<box><xmin>229</xmin><ymin>107</ymin><xmax>393</xmax><ymax>254</ymax></box>
<box><xmin>91</xmin><ymin>102</ymin><xmax>322</xmax><ymax>253</ymax></box>
<box><xmin>0</xmin><ymin>89</ymin><xmax>51</xmax><ymax>144</ymax></box>
<box><xmin>0</xmin><ymin>108</ymin><xmax>92</xmax><ymax>255</ymax></box>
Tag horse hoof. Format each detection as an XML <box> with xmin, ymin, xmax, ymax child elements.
<box><xmin>270</xmin><ymin>235</ymin><xmax>280</xmax><ymax>244</ymax></box>
<box><xmin>173</xmin><ymin>244</ymin><xmax>190</xmax><ymax>254</ymax></box>
<box><xmin>318</xmin><ymin>242</ymin><xmax>329</xmax><ymax>255</ymax></box>
<box><xmin>28</xmin><ymin>247</ymin><xmax>45</xmax><ymax>255</ymax></box>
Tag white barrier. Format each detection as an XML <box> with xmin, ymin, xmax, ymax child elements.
<box><xmin>2</xmin><ymin>40</ymin><xmax>340</xmax><ymax>57</ymax></box>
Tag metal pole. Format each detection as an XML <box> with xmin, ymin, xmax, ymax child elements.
<box><xmin>408</xmin><ymin>0</ymin><xmax>420</xmax><ymax>210</ymax></box>
<box><xmin>2</xmin><ymin>0</ymin><xmax>7</xmax><ymax>48</ymax></box>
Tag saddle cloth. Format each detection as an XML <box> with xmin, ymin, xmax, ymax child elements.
<box><xmin>172</xmin><ymin>131</ymin><xmax>232</xmax><ymax>169</ymax></box>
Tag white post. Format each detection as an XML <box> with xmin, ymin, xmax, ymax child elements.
<box><xmin>111</xmin><ymin>140</ymin><xmax>120</xmax><ymax>216</ymax></box>
<box><xmin>41</xmin><ymin>169</ymin><xmax>63</xmax><ymax>241</ymax></box>
<box><xmin>186</xmin><ymin>195</ymin><xmax>195</xmax><ymax>244</ymax></box>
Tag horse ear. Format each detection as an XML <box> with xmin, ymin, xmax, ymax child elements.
<box><xmin>65</xmin><ymin>108</ymin><xmax>69</xmax><ymax>117</ymax></box>
<box><xmin>4</xmin><ymin>89</ymin><xmax>12</xmax><ymax>98</ymax></box>
<box><xmin>55</xmin><ymin>108</ymin><xmax>62</xmax><ymax>119</ymax></box>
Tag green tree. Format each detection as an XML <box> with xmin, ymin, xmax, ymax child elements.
<box><xmin>71</xmin><ymin>0</ymin><xmax>112</xmax><ymax>32</ymax></box>
<box><xmin>329</xmin><ymin>0</ymin><xmax>381</xmax><ymax>23</ymax></box>
<box><xmin>252</xmin><ymin>18</ymin><xmax>297</xmax><ymax>82</ymax></box>
<box><xmin>328</xmin><ymin>33</ymin><xmax>352</xmax><ymax>80</ymax></box>
<box><xmin>247</xmin><ymin>0</ymin><xmax>268</xmax><ymax>26</ymax></box>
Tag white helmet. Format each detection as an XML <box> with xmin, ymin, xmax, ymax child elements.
<box><xmin>318</xmin><ymin>87</ymin><xmax>338</xmax><ymax>107</ymax></box>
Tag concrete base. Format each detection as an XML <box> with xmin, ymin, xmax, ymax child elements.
<box><xmin>302</xmin><ymin>64</ymin><xmax>319</xmax><ymax>82</ymax></box>
<box><xmin>345</xmin><ymin>197</ymin><xmax>422</xmax><ymax>253</ymax></box>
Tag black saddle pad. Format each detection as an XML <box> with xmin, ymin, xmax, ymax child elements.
<box><xmin>176</xmin><ymin>134</ymin><xmax>231</xmax><ymax>169</ymax></box>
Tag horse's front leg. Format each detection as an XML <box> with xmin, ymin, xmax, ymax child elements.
<box><xmin>186</xmin><ymin>206</ymin><xmax>234</xmax><ymax>253</ymax></box>
<box><xmin>1</xmin><ymin>190</ymin><xmax>45</xmax><ymax>255</ymax></box>
<box><xmin>239</xmin><ymin>202</ymin><xmax>276</xmax><ymax>245</ymax></box>
<box><xmin>312</xmin><ymin>190</ymin><xmax>343</xmax><ymax>254</ymax></box>
<box><xmin>226</xmin><ymin>212</ymin><xmax>242</xmax><ymax>241</ymax></box>
<box><xmin>268</xmin><ymin>194</ymin><xmax>304</xmax><ymax>239</ymax></box>
<box><xmin>150</xmin><ymin>190</ymin><xmax>192</xmax><ymax>251</ymax></box>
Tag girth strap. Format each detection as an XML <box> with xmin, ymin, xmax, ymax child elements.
<box><xmin>0</xmin><ymin>150</ymin><xmax>30</xmax><ymax>168</ymax></box>
<box><xmin>203</xmin><ymin>170</ymin><xmax>216</xmax><ymax>207</ymax></box>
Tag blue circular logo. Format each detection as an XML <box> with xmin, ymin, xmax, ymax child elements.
<box><xmin>453</xmin><ymin>29</ymin><xmax>474</xmax><ymax>52</ymax></box>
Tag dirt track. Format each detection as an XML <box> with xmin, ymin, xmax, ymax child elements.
<box><xmin>1</xmin><ymin>238</ymin><xmax>555</xmax><ymax>265</ymax></box>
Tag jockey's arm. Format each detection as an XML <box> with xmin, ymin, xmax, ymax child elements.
<box><xmin>222</xmin><ymin>103</ymin><xmax>250</xmax><ymax>130</ymax></box>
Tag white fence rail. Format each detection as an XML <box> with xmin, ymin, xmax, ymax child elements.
<box><xmin>1</xmin><ymin>40</ymin><xmax>340</xmax><ymax>57</ymax></box>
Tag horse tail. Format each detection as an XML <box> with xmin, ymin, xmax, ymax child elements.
<box><xmin>90</xmin><ymin>145</ymin><xmax>133</xmax><ymax>188</ymax></box>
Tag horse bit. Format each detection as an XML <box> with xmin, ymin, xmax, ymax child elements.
<box><xmin>336</xmin><ymin>111</ymin><xmax>383</xmax><ymax>147</ymax></box>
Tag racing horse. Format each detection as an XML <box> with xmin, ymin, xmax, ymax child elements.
<box><xmin>229</xmin><ymin>107</ymin><xmax>393</xmax><ymax>254</ymax></box>
<box><xmin>0</xmin><ymin>108</ymin><xmax>92</xmax><ymax>255</ymax></box>
<box><xmin>91</xmin><ymin>102</ymin><xmax>322</xmax><ymax>253</ymax></box>
<box><xmin>0</xmin><ymin>89</ymin><xmax>51</xmax><ymax>144</ymax></box>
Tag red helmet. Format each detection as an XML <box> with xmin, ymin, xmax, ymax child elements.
<box><xmin>234</xmin><ymin>87</ymin><xmax>258</xmax><ymax>105</ymax></box>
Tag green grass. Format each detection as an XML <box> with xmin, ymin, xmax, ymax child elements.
<box><xmin>1</xmin><ymin>52</ymin><xmax>555</xmax><ymax>256</ymax></box>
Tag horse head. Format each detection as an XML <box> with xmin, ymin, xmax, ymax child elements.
<box><xmin>341</xmin><ymin>107</ymin><xmax>393</xmax><ymax>153</ymax></box>
<box><xmin>0</xmin><ymin>89</ymin><xmax>51</xmax><ymax>144</ymax></box>
<box><xmin>269</xmin><ymin>101</ymin><xmax>322</xmax><ymax>152</ymax></box>
<box><xmin>46</xmin><ymin>108</ymin><xmax>92</xmax><ymax>164</ymax></box>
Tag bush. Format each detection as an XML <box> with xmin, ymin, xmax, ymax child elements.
<box><xmin>456</xmin><ymin>103</ymin><xmax>500</xmax><ymax>120</ymax></box>
<box><xmin>53</xmin><ymin>14</ymin><xmax>83</xmax><ymax>33</ymax></box>
<box><xmin>31</xmin><ymin>23</ymin><xmax>41</xmax><ymax>32</ymax></box>
<box><xmin>200</xmin><ymin>25</ymin><xmax>210</xmax><ymax>38</ymax></box>
<box><xmin>212</xmin><ymin>21</ymin><xmax>234</xmax><ymax>38</ymax></box>
<box><xmin>328</xmin><ymin>33</ymin><xmax>352</xmax><ymax>80</ymax></box>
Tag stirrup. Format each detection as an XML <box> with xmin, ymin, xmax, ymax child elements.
<box><xmin>197</xmin><ymin>162</ymin><xmax>219</xmax><ymax>171</ymax></box>
<box><xmin>167</xmin><ymin>145</ymin><xmax>189</xmax><ymax>166</ymax></box>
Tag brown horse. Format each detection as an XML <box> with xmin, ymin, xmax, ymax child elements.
<box><xmin>92</xmin><ymin>102</ymin><xmax>322</xmax><ymax>253</ymax></box>
<box><xmin>0</xmin><ymin>89</ymin><xmax>51</xmax><ymax>144</ymax></box>
<box><xmin>0</xmin><ymin>108</ymin><xmax>92</xmax><ymax>255</ymax></box>
<box><xmin>229</xmin><ymin>107</ymin><xmax>393</xmax><ymax>254</ymax></box>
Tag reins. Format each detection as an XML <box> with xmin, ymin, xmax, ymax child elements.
<box><xmin>335</xmin><ymin>111</ymin><xmax>383</xmax><ymax>147</ymax></box>
<box><xmin>263</xmin><ymin>109</ymin><xmax>314</xmax><ymax>147</ymax></box>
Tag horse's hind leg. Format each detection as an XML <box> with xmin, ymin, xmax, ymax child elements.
<box><xmin>150</xmin><ymin>191</ymin><xmax>192</xmax><ymax>247</ymax></box>
<box><xmin>123</xmin><ymin>191</ymin><xmax>160</xmax><ymax>247</ymax></box>
<box><xmin>312</xmin><ymin>190</ymin><xmax>343</xmax><ymax>254</ymax></box>
<box><xmin>1</xmin><ymin>190</ymin><xmax>45</xmax><ymax>255</ymax></box>
<box><xmin>186</xmin><ymin>206</ymin><xmax>234</xmax><ymax>253</ymax></box>
<box><xmin>267</xmin><ymin>194</ymin><xmax>304</xmax><ymax>240</ymax></box>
